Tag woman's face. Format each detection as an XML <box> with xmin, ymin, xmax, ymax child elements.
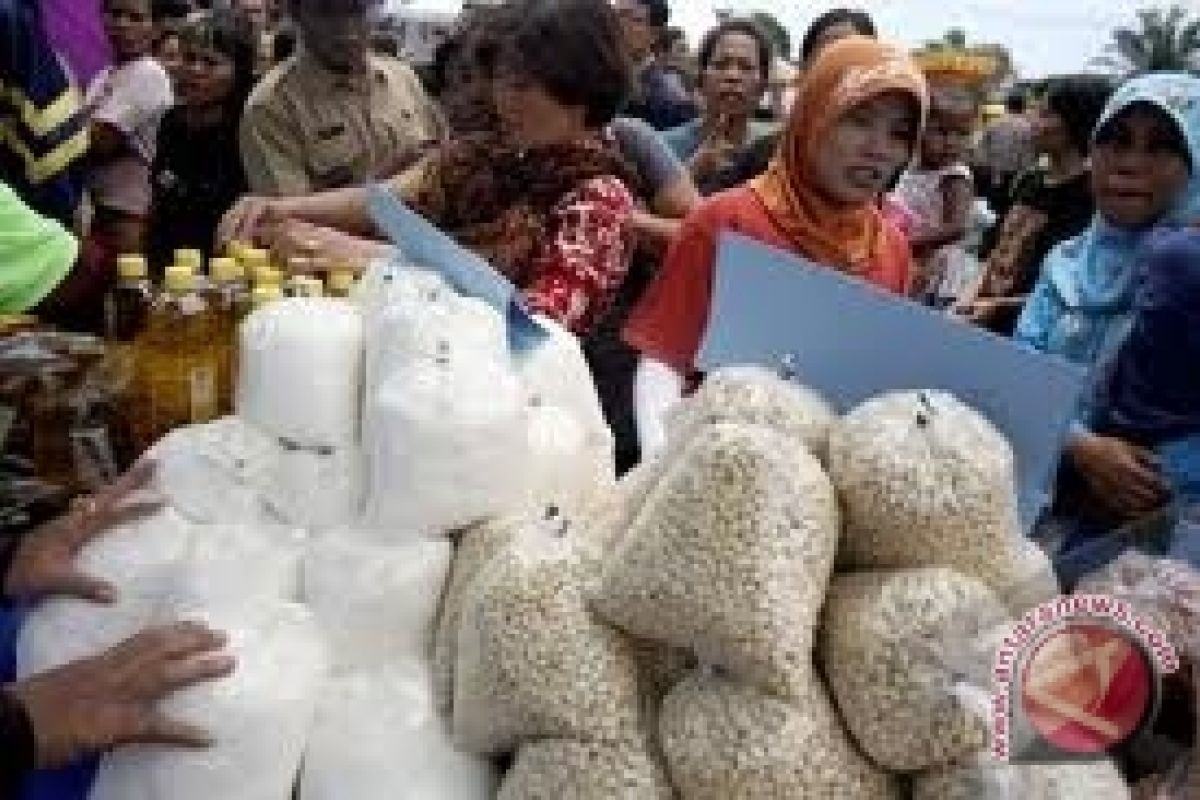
<box><xmin>156</xmin><ymin>34</ymin><xmax>185</xmax><ymax>85</ymax></box>
<box><xmin>492</xmin><ymin>68</ymin><xmax>581</xmax><ymax>148</ymax></box>
<box><xmin>811</xmin><ymin>90</ymin><xmax>919</xmax><ymax>206</ymax></box>
<box><xmin>104</xmin><ymin>0</ymin><xmax>155</xmax><ymax>61</ymax></box>
<box><xmin>178</xmin><ymin>41</ymin><xmax>237</xmax><ymax>110</ymax></box>
<box><xmin>700</xmin><ymin>31</ymin><xmax>765</xmax><ymax>122</ymax></box>
<box><xmin>1091</xmin><ymin>106</ymin><xmax>1191</xmax><ymax>229</ymax></box>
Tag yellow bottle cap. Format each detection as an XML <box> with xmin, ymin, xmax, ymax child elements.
<box><xmin>253</xmin><ymin>266</ymin><xmax>284</xmax><ymax>286</ymax></box>
<box><xmin>241</xmin><ymin>247</ymin><xmax>270</xmax><ymax>273</ymax></box>
<box><xmin>117</xmin><ymin>254</ymin><xmax>148</xmax><ymax>279</ymax></box>
<box><xmin>165</xmin><ymin>265</ymin><xmax>195</xmax><ymax>293</ymax></box>
<box><xmin>173</xmin><ymin>248</ymin><xmax>204</xmax><ymax>273</ymax></box>
<box><xmin>251</xmin><ymin>284</ymin><xmax>283</xmax><ymax>306</ymax></box>
<box><xmin>226</xmin><ymin>240</ymin><xmax>250</xmax><ymax>261</ymax></box>
<box><xmin>327</xmin><ymin>270</ymin><xmax>356</xmax><ymax>294</ymax></box>
<box><xmin>210</xmin><ymin>257</ymin><xmax>243</xmax><ymax>284</ymax></box>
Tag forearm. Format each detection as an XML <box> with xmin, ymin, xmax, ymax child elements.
<box><xmin>631</xmin><ymin>210</ymin><xmax>682</xmax><ymax>256</ymax></box>
<box><xmin>273</xmin><ymin>186</ymin><xmax>378</xmax><ymax>238</ymax></box>
<box><xmin>911</xmin><ymin>223</ymin><xmax>968</xmax><ymax>251</ymax></box>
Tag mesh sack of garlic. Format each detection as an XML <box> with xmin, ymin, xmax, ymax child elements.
<box><xmin>594</xmin><ymin>422</ymin><xmax>839</xmax><ymax>700</ymax></box>
<box><xmin>818</xmin><ymin>567</ymin><xmax>1011</xmax><ymax>771</ymax></box>
<box><xmin>452</xmin><ymin>513</ymin><xmax>643</xmax><ymax>755</ymax></box>
<box><xmin>659</xmin><ymin>670</ymin><xmax>902</xmax><ymax>800</ymax></box>
<box><xmin>497</xmin><ymin>739</ymin><xmax>674</xmax><ymax>800</ymax></box>
<box><xmin>828</xmin><ymin>391</ymin><xmax>1032</xmax><ymax>594</ymax></box>
<box><xmin>664</xmin><ymin>366</ymin><xmax>836</xmax><ymax>460</ymax></box>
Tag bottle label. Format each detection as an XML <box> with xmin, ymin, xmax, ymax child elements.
<box><xmin>189</xmin><ymin>366</ymin><xmax>217</xmax><ymax>422</ymax></box>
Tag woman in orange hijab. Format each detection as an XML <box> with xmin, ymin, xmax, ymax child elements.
<box><xmin>624</xmin><ymin>36</ymin><xmax>928</xmax><ymax>454</ymax></box>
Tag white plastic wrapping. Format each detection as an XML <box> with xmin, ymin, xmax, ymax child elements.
<box><xmin>302</xmin><ymin>531</ymin><xmax>452</xmax><ymax>671</ymax></box>
<box><xmin>236</xmin><ymin>298</ymin><xmax>363</xmax><ymax>449</ymax></box>
<box><xmin>90</xmin><ymin>600</ymin><xmax>329</xmax><ymax>800</ymax></box>
<box><xmin>362</xmin><ymin>340</ymin><xmax>528</xmax><ymax>537</ymax></box>
<box><xmin>300</xmin><ymin>664</ymin><xmax>497</xmax><ymax>800</ymax></box>
<box><xmin>498</xmin><ymin>739</ymin><xmax>673</xmax><ymax>800</ymax></box>
<box><xmin>170</xmin><ymin>522</ymin><xmax>306</xmax><ymax>614</ymax></box>
<box><xmin>261</xmin><ymin>442</ymin><xmax>364</xmax><ymax>531</ymax></box>
<box><xmin>147</xmin><ymin>417</ymin><xmax>280</xmax><ymax>525</ymax></box>
<box><xmin>17</xmin><ymin>507</ymin><xmax>193</xmax><ymax>677</ymax></box>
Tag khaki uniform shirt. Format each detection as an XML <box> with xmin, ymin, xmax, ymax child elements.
<box><xmin>240</xmin><ymin>52</ymin><xmax>446</xmax><ymax>196</ymax></box>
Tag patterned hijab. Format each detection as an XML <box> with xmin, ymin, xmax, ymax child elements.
<box><xmin>750</xmin><ymin>37</ymin><xmax>928</xmax><ymax>272</ymax></box>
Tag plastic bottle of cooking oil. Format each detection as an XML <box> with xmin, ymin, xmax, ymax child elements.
<box><xmin>242</xmin><ymin>247</ymin><xmax>273</xmax><ymax>285</ymax></box>
<box><xmin>207</xmin><ymin>257</ymin><xmax>252</xmax><ymax>414</ymax></box>
<box><xmin>140</xmin><ymin>266</ymin><xmax>221</xmax><ymax>446</ymax></box>
<box><xmin>173</xmin><ymin>248</ymin><xmax>204</xmax><ymax>273</ymax></box>
<box><xmin>104</xmin><ymin>255</ymin><xmax>155</xmax><ymax>345</ymax></box>
<box><xmin>104</xmin><ymin>254</ymin><xmax>156</xmax><ymax>450</ymax></box>
<box><xmin>286</xmin><ymin>275</ymin><xmax>324</xmax><ymax>298</ymax></box>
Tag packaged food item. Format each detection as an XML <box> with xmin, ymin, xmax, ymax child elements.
<box><xmin>498</xmin><ymin>739</ymin><xmax>673</xmax><ymax>800</ymax></box>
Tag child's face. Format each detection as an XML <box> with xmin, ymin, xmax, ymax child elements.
<box><xmin>921</xmin><ymin>105</ymin><xmax>975</xmax><ymax>168</ymax></box>
<box><xmin>156</xmin><ymin>34</ymin><xmax>184</xmax><ymax>86</ymax></box>
<box><xmin>104</xmin><ymin>0</ymin><xmax>155</xmax><ymax>61</ymax></box>
<box><xmin>812</xmin><ymin>91</ymin><xmax>918</xmax><ymax>206</ymax></box>
<box><xmin>1091</xmin><ymin>106</ymin><xmax>1191</xmax><ymax>229</ymax></box>
<box><xmin>178</xmin><ymin>42</ymin><xmax>237</xmax><ymax>110</ymax></box>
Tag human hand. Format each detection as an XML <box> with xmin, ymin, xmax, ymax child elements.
<box><xmin>10</xmin><ymin>622</ymin><xmax>235</xmax><ymax>768</ymax></box>
<box><xmin>1068</xmin><ymin>433</ymin><xmax>1171</xmax><ymax>519</ymax></box>
<box><xmin>950</xmin><ymin>298</ymin><xmax>999</xmax><ymax>324</ymax></box>
<box><xmin>688</xmin><ymin>118</ymin><xmax>740</xmax><ymax>180</ymax></box>
<box><xmin>265</xmin><ymin>219</ymin><xmax>386</xmax><ymax>276</ymax></box>
<box><xmin>215</xmin><ymin>195</ymin><xmax>288</xmax><ymax>251</ymax></box>
<box><xmin>4</xmin><ymin>461</ymin><xmax>160</xmax><ymax>604</ymax></box>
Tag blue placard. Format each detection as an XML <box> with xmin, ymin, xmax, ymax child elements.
<box><xmin>698</xmin><ymin>233</ymin><xmax>1087</xmax><ymax>530</ymax></box>
<box><xmin>366</xmin><ymin>184</ymin><xmax>549</xmax><ymax>354</ymax></box>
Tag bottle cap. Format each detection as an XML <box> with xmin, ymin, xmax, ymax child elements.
<box><xmin>241</xmin><ymin>247</ymin><xmax>271</xmax><ymax>274</ymax></box>
<box><xmin>210</xmin><ymin>257</ymin><xmax>243</xmax><ymax>284</ymax></box>
<box><xmin>226</xmin><ymin>240</ymin><xmax>250</xmax><ymax>261</ymax></box>
<box><xmin>117</xmin><ymin>254</ymin><xmax>148</xmax><ymax>279</ymax></box>
<box><xmin>254</xmin><ymin>266</ymin><xmax>284</xmax><ymax>286</ymax></box>
<box><xmin>327</xmin><ymin>270</ymin><xmax>356</xmax><ymax>294</ymax></box>
<box><xmin>165</xmin><ymin>265</ymin><xmax>195</xmax><ymax>293</ymax></box>
<box><xmin>173</xmin><ymin>248</ymin><xmax>204</xmax><ymax>273</ymax></box>
<box><xmin>251</xmin><ymin>284</ymin><xmax>283</xmax><ymax>307</ymax></box>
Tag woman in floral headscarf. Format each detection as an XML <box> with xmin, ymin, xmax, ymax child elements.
<box><xmin>623</xmin><ymin>36</ymin><xmax>929</xmax><ymax>454</ymax></box>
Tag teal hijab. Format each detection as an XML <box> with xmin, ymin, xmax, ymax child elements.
<box><xmin>1020</xmin><ymin>72</ymin><xmax>1200</xmax><ymax>368</ymax></box>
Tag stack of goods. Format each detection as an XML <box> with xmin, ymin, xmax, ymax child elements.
<box><xmin>18</xmin><ymin>252</ymin><xmax>618</xmax><ymax>799</ymax></box>
<box><xmin>434</xmin><ymin>369</ymin><xmax>1135</xmax><ymax>797</ymax></box>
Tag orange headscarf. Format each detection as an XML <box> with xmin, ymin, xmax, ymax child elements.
<box><xmin>751</xmin><ymin>37</ymin><xmax>928</xmax><ymax>273</ymax></box>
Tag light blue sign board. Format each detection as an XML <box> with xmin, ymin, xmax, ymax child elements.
<box><xmin>366</xmin><ymin>184</ymin><xmax>549</xmax><ymax>354</ymax></box>
<box><xmin>698</xmin><ymin>233</ymin><xmax>1087</xmax><ymax>530</ymax></box>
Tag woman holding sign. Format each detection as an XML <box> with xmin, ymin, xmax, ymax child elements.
<box><xmin>624</xmin><ymin>36</ymin><xmax>928</xmax><ymax>454</ymax></box>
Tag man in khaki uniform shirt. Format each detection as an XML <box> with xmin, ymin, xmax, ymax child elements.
<box><xmin>240</xmin><ymin>0</ymin><xmax>446</xmax><ymax>196</ymax></box>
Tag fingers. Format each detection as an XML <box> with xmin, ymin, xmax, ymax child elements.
<box><xmin>44</xmin><ymin>568</ymin><xmax>117</xmax><ymax>604</ymax></box>
<box><xmin>152</xmin><ymin>652</ymin><xmax>237</xmax><ymax>696</ymax></box>
<box><xmin>127</xmin><ymin>715</ymin><xmax>215</xmax><ymax>750</ymax></box>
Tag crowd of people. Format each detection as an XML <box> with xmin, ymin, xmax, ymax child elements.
<box><xmin>2</xmin><ymin>0</ymin><xmax>1200</xmax><ymax>786</ymax></box>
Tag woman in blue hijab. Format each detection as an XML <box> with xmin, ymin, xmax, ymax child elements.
<box><xmin>1017</xmin><ymin>73</ymin><xmax>1200</xmax><ymax>528</ymax></box>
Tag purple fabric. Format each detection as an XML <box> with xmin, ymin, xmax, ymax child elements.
<box><xmin>39</xmin><ymin>0</ymin><xmax>109</xmax><ymax>86</ymax></box>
